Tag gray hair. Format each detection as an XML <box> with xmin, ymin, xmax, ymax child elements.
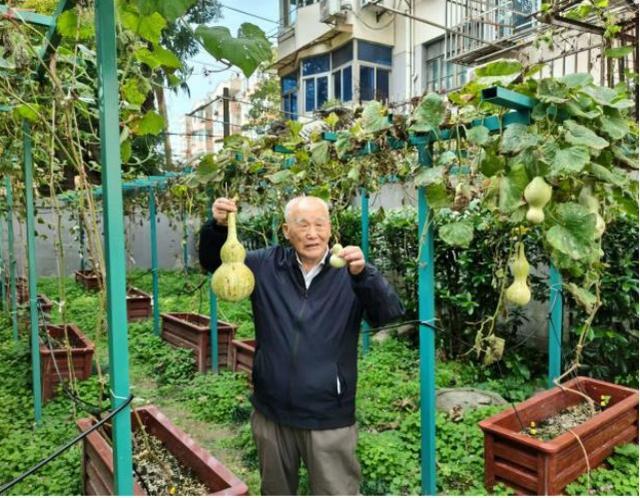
<box><xmin>284</xmin><ymin>196</ymin><xmax>330</xmax><ymax>223</ymax></box>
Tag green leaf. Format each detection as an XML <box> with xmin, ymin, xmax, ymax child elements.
<box><xmin>138</xmin><ymin>12</ymin><xmax>166</xmax><ymax>43</ymax></box>
<box><xmin>133</xmin><ymin>110</ymin><xmax>164</xmax><ymax>135</ymax></box>
<box><xmin>195</xmin><ymin>23</ymin><xmax>271</xmax><ymax>78</ymax></box>
<box><xmin>472</xmin><ymin>59</ymin><xmax>522</xmax><ymax>86</ymax></box>
<box><xmin>608</xmin><ymin>98</ymin><xmax>635</xmax><ymax>109</ymax></box>
<box><xmin>579</xmin><ymin>85</ymin><xmax>618</xmax><ymax>106</ymax></box>
<box><xmin>479</xmin><ymin>148</ymin><xmax>505</xmax><ymax>176</ymax></box>
<box><xmin>546</xmin><ymin>203</ymin><xmax>597</xmax><ymax>259</ymax></box>
<box><xmin>414</xmin><ymin>166</ymin><xmax>445</xmax><ymax>187</ymax></box>
<box><xmin>564</xmin><ymin>120</ymin><xmax>609</xmax><ymax>150</ymax></box>
<box><xmin>267</xmin><ymin>169</ymin><xmax>292</xmax><ymax>184</ymax></box>
<box><xmin>499</xmin><ymin>164</ymin><xmax>528</xmax><ymax>213</ymax></box>
<box><xmin>562</xmin><ymin>100</ymin><xmax>601</xmax><ymax>120</ymax></box>
<box><xmin>558</xmin><ymin>73</ymin><xmax>593</xmax><ymax>89</ymax></box>
<box><xmin>196</xmin><ymin>154</ymin><xmax>217</xmax><ymax>177</ymax></box>
<box><xmin>120</xmin><ymin>139</ymin><xmax>132</xmax><ymax>163</ymax></box>
<box><xmin>500</xmin><ymin>123</ymin><xmax>539</xmax><ymax>153</ymax></box>
<box><xmin>466</xmin><ymin>125</ymin><xmax>490</xmax><ymax>145</ymax></box>
<box><xmin>604</xmin><ymin>46</ymin><xmax>634</xmax><ymax>58</ymax></box>
<box><xmin>565</xmin><ymin>283</ymin><xmax>597</xmax><ymax>313</ymax></box>
<box><xmin>310</xmin><ymin>141</ymin><xmax>330</xmax><ymax>166</ymax></box>
<box><xmin>599</xmin><ymin>109</ymin><xmax>629</xmax><ymax>140</ymax></box>
<box><xmin>155</xmin><ymin>0</ymin><xmax>197</xmax><ymax>21</ymax></box>
<box><xmin>0</xmin><ymin>55</ymin><xmax>14</xmax><ymax>69</ymax></box>
<box><xmin>437</xmin><ymin>151</ymin><xmax>457</xmax><ymax>167</ymax></box>
<box><xmin>537</xmin><ymin>78</ymin><xmax>569</xmax><ymax>103</ymax></box>
<box><xmin>122</xmin><ymin>76</ymin><xmax>150</xmax><ymax>107</ymax></box>
<box><xmin>409</xmin><ymin>93</ymin><xmax>445</xmax><ymax>133</ymax></box>
<box><xmin>587</xmin><ymin>163</ymin><xmax>627</xmax><ymax>187</ymax></box>
<box><xmin>14</xmin><ymin>104</ymin><xmax>40</xmax><ymax>123</ymax></box>
<box><xmin>425</xmin><ymin>183</ymin><xmax>452</xmax><ymax>210</ymax></box>
<box><xmin>550</xmin><ymin>146</ymin><xmax>590</xmax><ymax>175</ymax></box>
<box><xmin>57</xmin><ymin>9</ymin><xmax>94</xmax><ymax>39</ymax></box>
<box><xmin>335</xmin><ymin>131</ymin><xmax>353</xmax><ymax>159</ymax></box>
<box><xmin>361</xmin><ymin>101</ymin><xmax>390</xmax><ymax>133</ymax></box>
<box><xmin>439</xmin><ymin>221</ymin><xmax>474</xmax><ymax>248</ymax></box>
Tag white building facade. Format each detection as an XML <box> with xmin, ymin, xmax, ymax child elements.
<box><xmin>275</xmin><ymin>0</ymin><xmax>636</xmax><ymax>118</ymax></box>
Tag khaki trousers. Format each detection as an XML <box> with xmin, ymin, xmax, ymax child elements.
<box><xmin>250</xmin><ymin>410</ymin><xmax>361</xmax><ymax>495</ymax></box>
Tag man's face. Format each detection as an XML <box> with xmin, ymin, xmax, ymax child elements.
<box><xmin>283</xmin><ymin>199</ymin><xmax>331</xmax><ymax>264</ymax></box>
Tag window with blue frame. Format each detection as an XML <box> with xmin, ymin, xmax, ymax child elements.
<box><xmin>357</xmin><ymin>40</ymin><xmax>392</xmax><ymax>102</ymax></box>
<box><xmin>358</xmin><ymin>40</ymin><xmax>392</xmax><ymax>66</ymax></box>
<box><xmin>331</xmin><ymin>41</ymin><xmax>353</xmax><ymax>103</ymax></box>
<box><xmin>424</xmin><ymin>37</ymin><xmax>466</xmax><ymax>93</ymax></box>
<box><xmin>281</xmin><ymin>71</ymin><xmax>298</xmax><ymax>119</ymax></box>
<box><xmin>302</xmin><ymin>54</ymin><xmax>330</xmax><ymax>112</ymax></box>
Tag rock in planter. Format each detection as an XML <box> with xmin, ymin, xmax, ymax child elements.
<box><xmin>75</xmin><ymin>270</ymin><xmax>103</xmax><ymax>291</ymax></box>
<box><xmin>437</xmin><ymin>388</ymin><xmax>507</xmax><ymax>413</ymax></box>
<box><xmin>479</xmin><ymin>376</ymin><xmax>639</xmax><ymax>495</ymax></box>
<box><xmin>40</xmin><ymin>324</ymin><xmax>95</xmax><ymax>402</ymax></box>
<box><xmin>126</xmin><ymin>287</ymin><xmax>152</xmax><ymax>322</ymax></box>
<box><xmin>161</xmin><ymin>312</ymin><xmax>237</xmax><ymax>373</ymax></box>
<box><xmin>76</xmin><ymin>405</ymin><xmax>248</xmax><ymax>495</ymax></box>
<box><xmin>230</xmin><ymin>339</ymin><xmax>256</xmax><ymax>378</ymax></box>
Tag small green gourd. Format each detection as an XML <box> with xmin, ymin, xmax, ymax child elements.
<box><xmin>211</xmin><ymin>212</ymin><xmax>255</xmax><ymax>302</ymax></box>
<box><xmin>524</xmin><ymin>177</ymin><xmax>552</xmax><ymax>224</ymax></box>
<box><xmin>330</xmin><ymin>243</ymin><xmax>347</xmax><ymax>268</ymax></box>
<box><xmin>505</xmin><ymin>243</ymin><xmax>531</xmax><ymax>306</ymax></box>
<box><xmin>578</xmin><ymin>185</ymin><xmax>605</xmax><ymax>239</ymax></box>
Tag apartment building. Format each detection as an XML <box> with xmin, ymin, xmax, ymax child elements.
<box><xmin>184</xmin><ymin>69</ymin><xmax>269</xmax><ymax>160</ymax></box>
<box><xmin>275</xmin><ymin>0</ymin><xmax>636</xmax><ymax>118</ymax></box>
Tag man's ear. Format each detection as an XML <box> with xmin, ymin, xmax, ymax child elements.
<box><xmin>282</xmin><ymin>223</ymin><xmax>290</xmax><ymax>240</ymax></box>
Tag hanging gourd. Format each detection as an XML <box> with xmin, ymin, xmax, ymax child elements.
<box><xmin>211</xmin><ymin>211</ymin><xmax>255</xmax><ymax>302</ymax></box>
<box><xmin>524</xmin><ymin>176</ymin><xmax>552</xmax><ymax>224</ymax></box>
<box><xmin>505</xmin><ymin>242</ymin><xmax>531</xmax><ymax>306</ymax></box>
<box><xmin>578</xmin><ymin>185</ymin><xmax>606</xmax><ymax>239</ymax></box>
<box><xmin>330</xmin><ymin>243</ymin><xmax>347</xmax><ymax>269</ymax></box>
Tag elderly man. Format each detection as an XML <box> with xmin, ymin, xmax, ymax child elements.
<box><xmin>199</xmin><ymin>196</ymin><xmax>404</xmax><ymax>496</ymax></box>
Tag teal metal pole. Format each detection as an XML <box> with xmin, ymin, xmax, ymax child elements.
<box><xmin>5</xmin><ymin>176</ymin><xmax>18</xmax><ymax>341</ymax></box>
<box><xmin>149</xmin><ymin>187</ymin><xmax>160</xmax><ymax>336</ymax></box>
<box><xmin>548</xmin><ymin>265</ymin><xmax>563</xmax><ymax>387</ymax></box>
<box><xmin>95</xmin><ymin>0</ymin><xmax>133</xmax><ymax>494</ymax></box>
<box><xmin>208</xmin><ymin>193</ymin><xmax>218</xmax><ymax>373</ymax></box>
<box><xmin>360</xmin><ymin>188</ymin><xmax>370</xmax><ymax>355</ymax></box>
<box><xmin>182</xmin><ymin>207</ymin><xmax>189</xmax><ymax>272</ymax></box>
<box><xmin>23</xmin><ymin>121</ymin><xmax>42</xmax><ymax>423</ymax></box>
<box><xmin>417</xmin><ymin>145</ymin><xmax>437</xmax><ymax>495</ymax></box>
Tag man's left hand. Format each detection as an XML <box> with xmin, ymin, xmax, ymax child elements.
<box><xmin>339</xmin><ymin>246</ymin><xmax>366</xmax><ymax>276</ymax></box>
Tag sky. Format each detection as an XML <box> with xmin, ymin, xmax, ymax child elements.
<box><xmin>166</xmin><ymin>0</ymin><xmax>280</xmax><ymax>159</ymax></box>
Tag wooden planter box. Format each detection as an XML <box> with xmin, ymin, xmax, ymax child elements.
<box><xmin>479</xmin><ymin>376</ymin><xmax>639</xmax><ymax>495</ymax></box>
<box><xmin>40</xmin><ymin>324</ymin><xmax>95</xmax><ymax>402</ymax></box>
<box><xmin>76</xmin><ymin>405</ymin><xmax>248</xmax><ymax>496</ymax></box>
<box><xmin>230</xmin><ymin>339</ymin><xmax>256</xmax><ymax>377</ymax></box>
<box><xmin>161</xmin><ymin>313</ymin><xmax>236</xmax><ymax>373</ymax></box>
<box><xmin>38</xmin><ymin>294</ymin><xmax>54</xmax><ymax>314</ymax></box>
<box><xmin>127</xmin><ymin>287</ymin><xmax>152</xmax><ymax>322</ymax></box>
<box><xmin>75</xmin><ymin>270</ymin><xmax>103</xmax><ymax>291</ymax></box>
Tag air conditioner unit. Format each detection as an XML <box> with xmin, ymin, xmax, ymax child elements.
<box><xmin>320</xmin><ymin>0</ymin><xmax>352</xmax><ymax>23</ymax></box>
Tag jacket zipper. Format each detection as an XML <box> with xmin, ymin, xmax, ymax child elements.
<box><xmin>286</xmin><ymin>255</ymin><xmax>331</xmax><ymax>410</ymax></box>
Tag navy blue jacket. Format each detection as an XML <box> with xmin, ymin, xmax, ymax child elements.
<box><xmin>199</xmin><ymin>220</ymin><xmax>404</xmax><ymax>430</ymax></box>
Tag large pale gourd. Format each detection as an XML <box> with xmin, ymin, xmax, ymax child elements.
<box><xmin>524</xmin><ymin>177</ymin><xmax>552</xmax><ymax>224</ymax></box>
<box><xmin>505</xmin><ymin>243</ymin><xmax>531</xmax><ymax>306</ymax></box>
<box><xmin>211</xmin><ymin>212</ymin><xmax>255</xmax><ymax>302</ymax></box>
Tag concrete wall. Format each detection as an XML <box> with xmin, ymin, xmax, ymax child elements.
<box><xmin>1</xmin><ymin>205</ymin><xmax>202</xmax><ymax>277</ymax></box>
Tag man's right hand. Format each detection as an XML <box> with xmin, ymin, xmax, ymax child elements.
<box><xmin>212</xmin><ymin>197</ymin><xmax>237</xmax><ymax>226</ymax></box>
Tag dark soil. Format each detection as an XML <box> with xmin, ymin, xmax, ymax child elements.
<box><xmin>133</xmin><ymin>430</ymin><xmax>209</xmax><ymax>495</ymax></box>
<box><xmin>521</xmin><ymin>401</ymin><xmax>603</xmax><ymax>441</ymax></box>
